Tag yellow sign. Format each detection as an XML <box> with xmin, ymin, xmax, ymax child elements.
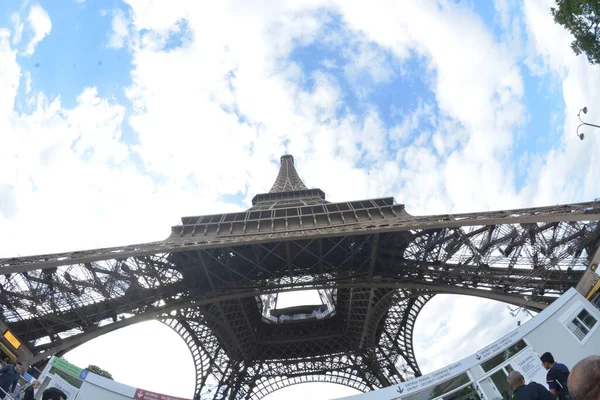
<box><xmin>3</xmin><ymin>330</ymin><xmax>21</xmax><ymax>350</ymax></box>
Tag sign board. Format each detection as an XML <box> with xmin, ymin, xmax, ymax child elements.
<box><xmin>511</xmin><ymin>347</ymin><xmax>547</xmax><ymax>386</ymax></box>
<box><xmin>395</xmin><ymin>360</ymin><xmax>467</xmax><ymax>397</ymax></box>
<box><xmin>134</xmin><ymin>388</ymin><xmax>192</xmax><ymax>400</ymax></box>
<box><xmin>395</xmin><ymin>328</ymin><xmax>524</xmax><ymax>397</ymax></box>
<box><xmin>474</xmin><ymin>329</ymin><xmax>522</xmax><ymax>362</ymax></box>
<box><xmin>2</xmin><ymin>330</ymin><xmax>21</xmax><ymax>350</ymax></box>
<box><xmin>48</xmin><ymin>373</ymin><xmax>79</xmax><ymax>400</ymax></box>
<box><xmin>50</xmin><ymin>358</ymin><xmax>84</xmax><ymax>378</ymax></box>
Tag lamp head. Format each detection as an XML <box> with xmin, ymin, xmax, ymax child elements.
<box><xmin>579</xmin><ymin>133</ymin><xmax>585</xmax><ymax>140</ymax></box>
<box><xmin>582</xmin><ymin>106</ymin><xmax>588</xmax><ymax>114</ymax></box>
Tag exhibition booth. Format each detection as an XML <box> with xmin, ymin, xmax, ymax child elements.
<box><xmin>36</xmin><ymin>357</ymin><xmax>189</xmax><ymax>400</ymax></box>
<box><xmin>339</xmin><ymin>288</ymin><xmax>600</xmax><ymax>400</ymax></box>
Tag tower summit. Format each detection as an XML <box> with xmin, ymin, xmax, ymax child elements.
<box><xmin>250</xmin><ymin>155</ymin><xmax>327</xmax><ymax>210</ymax></box>
<box><xmin>269</xmin><ymin>155</ymin><xmax>308</xmax><ymax>192</ymax></box>
<box><xmin>1</xmin><ymin>155</ymin><xmax>599</xmax><ymax>399</ymax></box>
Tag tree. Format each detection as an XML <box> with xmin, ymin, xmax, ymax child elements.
<box><xmin>551</xmin><ymin>0</ymin><xmax>600</xmax><ymax>64</ymax></box>
<box><xmin>86</xmin><ymin>364</ymin><xmax>114</xmax><ymax>380</ymax></box>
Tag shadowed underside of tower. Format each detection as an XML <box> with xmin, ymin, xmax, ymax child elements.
<box><xmin>1</xmin><ymin>155</ymin><xmax>600</xmax><ymax>399</ymax></box>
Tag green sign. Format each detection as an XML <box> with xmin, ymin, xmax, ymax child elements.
<box><xmin>50</xmin><ymin>357</ymin><xmax>83</xmax><ymax>378</ymax></box>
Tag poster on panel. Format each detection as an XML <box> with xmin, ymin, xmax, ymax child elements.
<box><xmin>47</xmin><ymin>374</ymin><xmax>79</xmax><ymax>400</ymax></box>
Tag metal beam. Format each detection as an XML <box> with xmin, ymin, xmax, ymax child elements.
<box><xmin>25</xmin><ymin>298</ymin><xmax>198</xmax><ymax>365</ymax></box>
<box><xmin>24</xmin><ymin>280</ymin><xmax>547</xmax><ymax>367</ymax></box>
<box><xmin>359</xmin><ymin>288</ymin><xmax>377</xmax><ymax>350</ymax></box>
<box><xmin>575</xmin><ymin>243</ymin><xmax>600</xmax><ymax>296</ymax></box>
<box><xmin>2</xmin><ymin>202</ymin><xmax>599</xmax><ymax>274</ymax></box>
<box><xmin>197</xmin><ymin>252</ymin><xmax>248</xmax><ymax>361</ymax></box>
<box><xmin>591</xmin><ymin>242</ymin><xmax>600</xmax><ymax>266</ymax></box>
<box><xmin>367</xmin><ymin>234</ymin><xmax>380</xmax><ymax>280</ymax></box>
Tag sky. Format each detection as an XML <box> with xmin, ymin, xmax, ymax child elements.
<box><xmin>0</xmin><ymin>0</ymin><xmax>599</xmax><ymax>398</ymax></box>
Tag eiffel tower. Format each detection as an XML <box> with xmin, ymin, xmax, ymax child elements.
<box><xmin>1</xmin><ymin>155</ymin><xmax>600</xmax><ymax>399</ymax></box>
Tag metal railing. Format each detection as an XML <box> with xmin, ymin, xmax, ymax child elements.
<box><xmin>0</xmin><ymin>386</ymin><xmax>16</xmax><ymax>400</ymax></box>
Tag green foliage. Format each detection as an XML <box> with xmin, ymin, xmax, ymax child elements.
<box><xmin>551</xmin><ymin>0</ymin><xmax>600</xmax><ymax>64</ymax></box>
<box><xmin>86</xmin><ymin>364</ymin><xmax>114</xmax><ymax>380</ymax></box>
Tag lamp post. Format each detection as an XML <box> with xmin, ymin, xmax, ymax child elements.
<box><xmin>576</xmin><ymin>106</ymin><xmax>600</xmax><ymax>140</ymax></box>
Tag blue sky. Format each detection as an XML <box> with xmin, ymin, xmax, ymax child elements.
<box><xmin>1</xmin><ymin>0</ymin><xmax>600</xmax><ymax>399</ymax></box>
<box><xmin>1</xmin><ymin>0</ymin><xmax>568</xmax><ymax>194</ymax></box>
<box><xmin>7</xmin><ymin>2</ymin><xmax>129</xmax><ymax>107</ymax></box>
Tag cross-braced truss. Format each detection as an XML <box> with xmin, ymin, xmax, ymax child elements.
<box><xmin>1</xmin><ymin>155</ymin><xmax>599</xmax><ymax>399</ymax></box>
<box><xmin>158</xmin><ymin>290</ymin><xmax>434</xmax><ymax>399</ymax></box>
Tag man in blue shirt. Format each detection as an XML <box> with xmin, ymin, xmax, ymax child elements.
<box><xmin>507</xmin><ymin>371</ymin><xmax>555</xmax><ymax>400</ymax></box>
<box><xmin>541</xmin><ymin>352</ymin><xmax>572</xmax><ymax>400</ymax></box>
<box><xmin>0</xmin><ymin>361</ymin><xmax>22</xmax><ymax>398</ymax></box>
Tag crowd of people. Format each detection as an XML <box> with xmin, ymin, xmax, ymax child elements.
<box><xmin>0</xmin><ymin>361</ymin><xmax>66</xmax><ymax>400</ymax></box>
<box><xmin>506</xmin><ymin>352</ymin><xmax>600</xmax><ymax>400</ymax></box>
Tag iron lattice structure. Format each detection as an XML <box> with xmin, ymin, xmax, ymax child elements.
<box><xmin>1</xmin><ymin>155</ymin><xmax>600</xmax><ymax>399</ymax></box>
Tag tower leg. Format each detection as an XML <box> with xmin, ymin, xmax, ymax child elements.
<box><xmin>162</xmin><ymin>310</ymin><xmax>238</xmax><ymax>400</ymax></box>
<box><xmin>362</xmin><ymin>290</ymin><xmax>434</xmax><ymax>383</ymax></box>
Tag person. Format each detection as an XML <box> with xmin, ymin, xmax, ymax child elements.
<box><xmin>42</xmin><ymin>387</ymin><xmax>67</xmax><ymax>400</ymax></box>
<box><xmin>567</xmin><ymin>355</ymin><xmax>600</xmax><ymax>400</ymax></box>
<box><xmin>22</xmin><ymin>380</ymin><xmax>40</xmax><ymax>400</ymax></box>
<box><xmin>0</xmin><ymin>361</ymin><xmax>22</xmax><ymax>398</ymax></box>
<box><xmin>541</xmin><ymin>352</ymin><xmax>572</xmax><ymax>399</ymax></box>
<box><xmin>13</xmin><ymin>383</ymin><xmax>24</xmax><ymax>400</ymax></box>
<box><xmin>507</xmin><ymin>370</ymin><xmax>555</xmax><ymax>400</ymax></box>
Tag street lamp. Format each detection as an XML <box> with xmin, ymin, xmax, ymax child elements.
<box><xmin>576</xmin><ymin>106</ymin><xmax>600</xmax><ymax>140</ymax></box>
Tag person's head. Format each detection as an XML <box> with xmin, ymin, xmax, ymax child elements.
<box><xmin>42</xmin><ymin>387</ymin><xmax>67</xmax><ymax>400</ymax></box>
<box><xmin>568</xmin><ymin>355</ymin><xmax>600</xmax><ymax>400</ymax></box>
<box><xmin>507</xmin><ymin>370</ymin><xmax>525</xmax><ymax>391</ymax></box>
<box><xmin>14</xmin><ymin>361</ymin><xmax>23</xmax><ymax>373</ymax></box>
<box><xmin>31</xmin><ymin>380</ymin><xmax>41</xmax><ymax>389</ymax></box>
<box><xmin>540</xmin><ymin>352</ymin><xmax>555</xmax><ymax>370</ymax></box>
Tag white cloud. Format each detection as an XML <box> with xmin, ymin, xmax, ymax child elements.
<box><xmin>265</xmin><ymin>383</ymin><xmax>360</xmax><ymax>399</ymax></box>
<box><xmin>23</xmin><ymin>70</ymin><xmax>32</xmax><ymax>94</ymax></box>
<box><xmin>23</xmin><ymin>4</ymin><xmax>51</xmax><ymax>56</ymax></box>
<box><xmin>65</xmin><ymin>321</ymin><xmax>196</xmax><ymax>398</ymax></box>
<box><xmin>116</xmin><ymin>0</ymin><xmax>528</xmax><ymax>216</ymax></box>
<box><xmin>11</xmin><ymin>13</ymin><xmax>24</xmax><ymax>45</ymax></box>
<box><xmin>0</xmin><ymin>29</ymin><xmax>20</xmax><ymax>120</ymax></box>
<box><xmin>0</xmin><ymin>39</ymin><xmax>240</xmax><ymax>258</ymax></box>
<box><xmin>494</xmin><ymin>0</ymin><xmax>512</xmax><ymax>31</ymax></box>
<box><xmin>108</xmin><ymin>9</ymin><xmax>129</xmax><ymax>49</ymax></box>
<box><xmin>414</xmin><ymin>295</ymin><xmax>533</xmax><ymax>374</ymax></box>
<box><xmin>0</xmin><ymin>184</ymin><xmax>18</xmax><ymax>219</ymax></box>
<box><xmin>343</xmin><ymin>38</ymin><xmax>396</xmax><ymax>96</ymax></box>
<box><xmin>389</xmin><ymin>102</ymin><xmax>436</xmax><ymax>148</ymax></box>
<box><xmin>520</xmin><ymin>0</ymin><xmax>600</xmax><ymax>206</ymax></box>
<box><xmin>1</xmin><ymin>0</ymin><xmax>600</xmax><ymax>398</ymax></box>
